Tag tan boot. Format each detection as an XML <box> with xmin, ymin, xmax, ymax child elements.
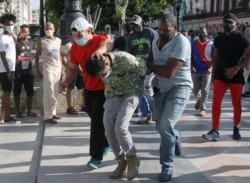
<box><xmin>110</xmin><ymin>158</ymin><xmax>127</xmax><ymax>179</ymax></box>
<box><xmin>195</xmin><ymin>99</ymin><xmax>201</xmax><ymax>110</ymax></box>
<box><xmin>127</xmin><ymin>155</ymin><xmax>140</xmax><ymax>180</ymax></box>
<box><xmin>199</xmin><ymin>109</ymin><xmax>206</xmax><ymax>117</ymax></box>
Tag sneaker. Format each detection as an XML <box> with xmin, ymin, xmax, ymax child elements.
<box><xmin>242</xmin><ymin>92</ymin><xmax>250</xmax><ymax>97</ymax></box>
<box><xmin>110</xmin><ymin>158</ymin><xmax>128</xmax><ymax>179</ymax></box>
<box><xmin>44</xmin><ymin>118</ymin><xmax>57</xmax><ymax>124</ymax></box>
<box><xmin>232</xmin><ymin>126</ymin><xmax>241</xmax><ymax>140</ymax></box>
<box><xmin>87</xmin><ymin>158</ymin><xmax>101</xmax><ymax>169</ymax></box>
<box><xmin>4</xmin><ymin>117</ymin><xmax>21</xmax><ymax>124</ymax></box>
<box><xmin>159</xmin><ymin>168</ymin><xmax>173</xmax><ymax>182</ymax></box>
<box><xmin>195</xmin><ymin>99</ymin><xmax>201</xmax><ymax>110</ymax></box>
<box><xmin>137</xmin><ymin>116</ymin><xmax>152</xmax><ymax>124</ymax></box>
<box><xmin>199</xmin><ymin>110</ymin><xmax>206</xmax><ymax>117</ymax></box>
<box><xmin>127</xmin><ymin>155</ymin><xmax>140</xmax><ymax>180</ymax></box>
<box><xmin>202</xmin><ymin>129</ymin><xmax>219</xmax><ymax>141</ymax></box>
<box><xmin>103</xmin><ymin>146</ymin><xmax>111</xmax><ymax>156</ymax></box>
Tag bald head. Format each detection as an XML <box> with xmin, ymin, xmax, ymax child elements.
<box><xmin>45</xmin><ymin>22</ymin><xmax>55</xmax><ymax>31</ymax></box>
<box><xmin>44</xmin><ymin>22</ymin><xmax>55</xmax><ymax>38</ymax></box>
<box><xmin>159</xmin><ymin>14</ymin><xmax>177</xmax><ymax>28</ymax></box>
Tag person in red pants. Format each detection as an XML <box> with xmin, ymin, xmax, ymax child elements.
<box><xmin>202</xmin><ymin>13</ymin><xmax>250</xmax><ymax>141</ymax></box>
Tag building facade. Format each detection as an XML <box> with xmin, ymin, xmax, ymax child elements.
<box><xmin>181</xmin><ymin>0</ymin><xmax>250</xmax><ymax>34</ymax></box>
<box><xmin>0</xmin><ymin>0</ymin><xmax>32</xmax><ymax>32</ymax></box>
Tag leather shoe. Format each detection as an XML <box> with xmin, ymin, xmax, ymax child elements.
<box><xmin>53</xmin><ymin>115</ymin><xmax>61</xmax><ymax>119</ymax></box>
<box><xmin>44</xmin><ymin>118</ymin><xmax>57</xmax><ymax>124</ymax></box>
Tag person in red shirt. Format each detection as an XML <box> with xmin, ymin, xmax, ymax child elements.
<box><xmin>61</xmin><ymin>17</ymin><xmax>113</xmax><ymax>169</ymax></box>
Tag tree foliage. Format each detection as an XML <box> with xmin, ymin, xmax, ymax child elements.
<box><xmin>44</xmin><ymin>0</ymin><xmax>173</xmax><ymax>33</ymax></box>
<box><xmin>237</xmin><ymin>0</ymin><xmax>250</xmax><ymax>7</ymax></box>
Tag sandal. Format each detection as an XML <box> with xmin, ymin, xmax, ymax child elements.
<box><xmin>27</xmin><ymin>112</ymin><xmax>38</xmax><ymax>118</ymax></box>
<box><xmin>16</xmin><ymin>113</ymin><xmax>24</xmax><ymax>118</ymax></box>
<box><xmin>66</xmin><ymin>107</ymin><xmax>78</xmax><ymax>115</ymax></box>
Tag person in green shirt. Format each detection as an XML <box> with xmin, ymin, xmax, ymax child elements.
<box><xmin>85</xmin><ymin>51</ymin><xmax>147</xmax><ymax>180</ymax></box>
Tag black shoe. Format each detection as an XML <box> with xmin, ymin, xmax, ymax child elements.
<box><xmin>242</xmin><ymin>92</ymin><xmax>250</xmax><ymax>97</ymax></box>
<box><xmin>232</xmin><ymin>126</ymin><xmax>241</xmax><ymax>140</ymax></box>
<box><xmin>159</xmin><ymin>168</ymin><xmax>173</xmax><ymax>182</ymax></box>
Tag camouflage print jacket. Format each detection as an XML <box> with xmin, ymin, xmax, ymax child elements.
<box><xmin>103</xmin><ymin>51</ymin><xmax>147</xmax><ymax>98</ymax></box>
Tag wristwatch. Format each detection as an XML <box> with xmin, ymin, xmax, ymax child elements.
<box><xmin>7</xmin><ymin>72</ymin><xmax>12</xmax><ymax>76</ymax></box>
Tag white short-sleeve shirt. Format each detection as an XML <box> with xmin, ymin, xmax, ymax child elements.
<box><xmin>0</xmin><ymin>34</ymin><xmax>16</xmax><ymax>72</ymax></box>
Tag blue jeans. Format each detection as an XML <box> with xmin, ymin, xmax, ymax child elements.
<box><xmin>138</xmin><ymin>94</ymin><xmax>154</xmax><ymax>118</ymax></box>
<box><xmin>154</xmin><ymin>86</ymin><xmax>191</xmax><ymax>170</ymax></box>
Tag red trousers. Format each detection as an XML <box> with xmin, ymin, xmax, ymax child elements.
<box><xmin>212</xmin><ymin>79</ymin><xmax>243</xmax><ymax>130</ymax></box>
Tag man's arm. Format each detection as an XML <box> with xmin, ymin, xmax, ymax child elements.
<box><xmin>0</xmin><ymin>51</ymin><xmax>14</xmax><ymax>82</ymax></box>
<box><xmin>224</xmin><ymin>46</ymin><xmax>250</xmax><ymax>78</ymax></box>
<box><xmin>35</xmin><ymin>39</ymin><xmax>42</xmax><ymax>79</ymax></box>
<box><xmin>147</xmin><ymin>57</ymin><xmax>184</xmax><ymax>79</ymax></box>
<box><xmin>61</xmin><ymin>62</ymin><xmax>78</xmax><ymax>91</ymax></box>
<box><xmin>211</xmin><ymin>48</ymin><xmax>219</xmax><ymax>78</ymax></box>
<box><xmin>91</xmin><ymin>37</ymin><xmax>113</xmax><ymax>59</ymax></box>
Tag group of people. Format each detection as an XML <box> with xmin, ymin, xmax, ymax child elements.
<box><xmin>0</xmin><ymin>13</ymin><xmax>38</xmax><ymax>124</ymax></box>
<box><xmin>1</xmin><ymin>11</ymin><xmax>250</xmax><ymax>183</ymax></box>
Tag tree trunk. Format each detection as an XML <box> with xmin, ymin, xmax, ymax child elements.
<box><xmin>115</xmin><ymin>0</ymin><xmax>129</xmax><ymax>36</ymax></box>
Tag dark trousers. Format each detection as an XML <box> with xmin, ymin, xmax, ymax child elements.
<box><xmin>84</xmin><ymin>89</ymin><xmax>109</xmax><ymax>160</ymax></box>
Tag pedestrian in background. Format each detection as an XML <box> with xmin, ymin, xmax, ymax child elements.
<box><xmin>85</xmin><ymin>51</ymin><xmax>147</xmax><ymax>180</ymax></box>
<box><xmin>147</xmin><ymin>14</ymin><xmax>192</xmax><ymax>182</ymax></box>
<box><xmin>0</xmin><ymin>13</ymin><xmax>20</xmax><ymax>124</ymax></box>
<box><xmin>35</xmin><ymin>22</ymin><xmax>62</xmax><ymax>124</ymax></box>
<box><xmin>127</xmin><ymin>14</ymin><xmax>157</xmax><ymax>124</ymax></box>
<box><xmin>202</xmin><ymin>13</ymin><xmax>250</xmax><ymax>141</ymax></box>
<box><xmin>61</xmin><ymin>17</ymin><xmax>113</xmax><ymax>169</ymax></box>
<box><xmin>61</xmin><ymin>38</ymin><xmax>85</xmax><ymax>114</ymax></box>
<box><xmin>191</xmin><ymin>27</ymin><xmax>213</xmax><ymax>117</ymax></box>
<box><xmin>14</xmin><ymin>24</ymin><xmax>37</xmax><ymax>118</ymax></box>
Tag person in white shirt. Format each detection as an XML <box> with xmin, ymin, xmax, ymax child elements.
<box><xmin>0</xmin><ymin>13</ymin><xmax>20</xmax><ymax>124</ymax></box>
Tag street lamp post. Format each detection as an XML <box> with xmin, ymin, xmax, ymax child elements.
<box><xmin>39</xmin><ymin>0</ymin><xmax>45</xmax><ymax>37</ymax></box>
<box><xmin>58</xmin><ymin>0</ymin><xmax>85</xmax><ymax>45</ymax></box>
<box><xmin>175</xmin><ymin>0</ymin><xmax>183</xmax><ymax>30</ymax></box>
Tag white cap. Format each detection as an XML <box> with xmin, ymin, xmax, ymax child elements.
<box><xmin>105</xmin><ymin>24</ymin><xmax>111</xmax><ymax>29</ymax></box>
<box><xmin>70</xmin><ymin>17</ymin><xmax>92</xmax><ymax>32</ymax></box>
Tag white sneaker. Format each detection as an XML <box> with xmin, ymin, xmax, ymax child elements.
<box><xmin>137</xmin><ymin>117</ymin><xmax>153</xmax><ymax>124</ymax></box>
<box><xmin>4</xmin><ymin>117</ymin><xmax>21</xmax><ymax>124</ymax></box>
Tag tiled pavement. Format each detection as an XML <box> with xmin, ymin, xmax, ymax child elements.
<box><xmin>0</xmin><ymin>90</ymin><xmax>250</xmax><ymax>183</ymax></box>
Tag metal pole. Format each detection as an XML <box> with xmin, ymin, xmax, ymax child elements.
<box><xmin>39</xmin><ymin>0</ymin><xmax>45</xmax><ymax>37</ymax></box>
<box><xmin>177</xmin><ymin>9</ymin><xmax>180</xmax><ymax>30</ymax></box>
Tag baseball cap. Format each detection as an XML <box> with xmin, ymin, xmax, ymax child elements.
<box><xmin>130</xmin><ymin>15</ymin><xmax>142</xmax><ymax>24</ymax></box>
<box><xmin>70</xmin><ymin>17</ymin><xmax>92</xmax><ymax>32</ymax></box>
<box><xmin>105</xmin><ymin>24</ymin><xmax>111</xmax><ymax>29</ymax></box>
<box><xmin>223</xmin><ymin>13</ymin><xmax>238</xmax><ymax>23</ymax></box>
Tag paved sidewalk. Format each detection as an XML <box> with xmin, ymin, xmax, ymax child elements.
<box><xmin>0</xmin><ymin>92</ymin><xmax>250</xmax><ymax>183</ymax></box>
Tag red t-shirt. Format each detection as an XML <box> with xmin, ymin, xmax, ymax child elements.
<box><xmin>70</xmin><ymin>34</ymin><xmax>106</xmax><ymax>90</ymax></box>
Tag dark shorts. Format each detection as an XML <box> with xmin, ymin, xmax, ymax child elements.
<box><xmin>68</xmin><ymin>70</ymin><xmax>84</xmax><ymax>89</ymax></box>
<box><xmin>0</xmin><ymin>72</ymin><xmax>13</xmax><ymax>91</ymax></box>
<box><xmin>13</xmin><ymin>73</ymin><xmax>35</xmax><ymax>96</ymax></box>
